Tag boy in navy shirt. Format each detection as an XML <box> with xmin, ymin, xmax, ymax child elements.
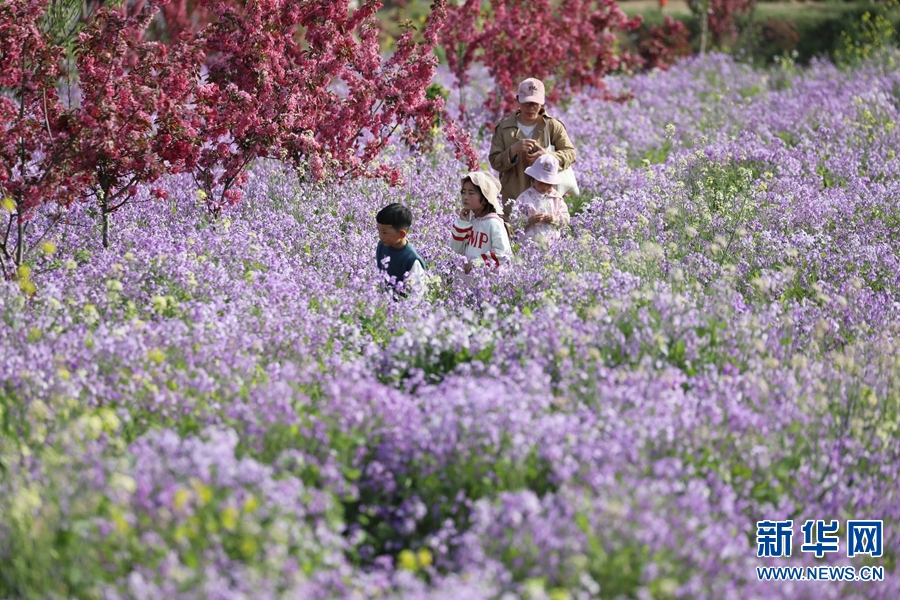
<box><xmin>376</xmin><ymin>203</ymin><xmax>426</xmax><ymax>297</ymax></box>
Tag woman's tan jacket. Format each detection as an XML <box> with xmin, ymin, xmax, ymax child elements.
<box><xmin>488</xmin><ymin>109</ymin><xmax>577</xmax><ymax>218</ymax></box>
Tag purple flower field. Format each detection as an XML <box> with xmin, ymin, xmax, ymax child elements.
<box><xmin>2</xmin><ymin>54</ymin><xmax>900</xmax><ymax>599</ymax></box>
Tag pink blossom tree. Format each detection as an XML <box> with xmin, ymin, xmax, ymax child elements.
<box><xmin>439</xmin><ymin>0</ymin><xmax>643</xmax><ymax>120</ymax></box>
<box><xmin>0</xmin><ymin>0</ymin><xmax>82</xmax><ymax>270</ymax></box>
<box><xmin>439</xmin><ymin>0</ymin><xmax>486</xmax><ymax>120</ymax></box>
<box><xmin>70</xmin><ymin>0</ymin><xmax>202</xmax><ymax>247</ymax></box>
<box><xmin>2</xmin><ymin>0</ymin><xmax>477</xmax><ymax>263</ymax></box>
<box><xmin>184</xmin><ymin>0</ymin><xmax>474</xmax><ymax>216</ymax></box>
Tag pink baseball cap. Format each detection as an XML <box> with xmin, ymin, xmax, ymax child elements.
<box><xmin>516</xmin><ymin>78</ymin><xmax>545</xmax><ymax>105</ymax></box>
<box><xmin>524</xmin><ymin>154</ymin><xmax>562</xmax><ymax>185</ymax></box>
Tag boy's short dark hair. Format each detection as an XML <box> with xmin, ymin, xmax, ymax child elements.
<box><xmin>376</xmin><ymin>203</ymin><xmax>413</xmax><ymax>232</ymax></box>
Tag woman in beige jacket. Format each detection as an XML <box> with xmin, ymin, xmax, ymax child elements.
<box><xmin>488</xmin><ymin>77</ymin><xmax>577</xmax><ymax>219</ymax></box>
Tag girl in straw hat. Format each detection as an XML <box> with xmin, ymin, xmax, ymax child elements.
<box><xmin>450</xmin><ymin>171</ymin><xmax>513</xmax><ymax>274</ymax></box>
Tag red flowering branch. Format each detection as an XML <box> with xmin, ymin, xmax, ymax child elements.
<box><xmin>0</xmin><ymin>0</ymin><xmax>82</xmax><ymax>270</ymax></box>
<box><xmin>180</xmin><ymin>0</ymin><xmax>472</xmax><ymax>216</ymax></box>
<box><xmin>70</xmin><ymin>0</ymin><xmax>202</xmax><ymax>247</ymax></box>
<box><xmin>440</xmin><ymin>0</ymin><xmax>643</xmax><ymax>120</ymax></box>
<box><xmin>438</xmin><ymin>0</ymin><xmax>487</xmax><ymax>121</ymax></box>
<box><xmin>157</xmin><ymin>0</ymin><xmax>212</xmax><ymax>41</ymax></box>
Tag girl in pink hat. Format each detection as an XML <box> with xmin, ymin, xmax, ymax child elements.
<box><xmin>450</xmin><ymin>171</ymin><xmax>513</xmax><ymax>274</ymax></box>
<box><xmin>513</xmin><ymin>154</ymin><xmax>570</xmax><ymax>244</ymax></box>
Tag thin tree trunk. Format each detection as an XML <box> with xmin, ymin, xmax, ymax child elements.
<box><xmin>100</xmin><ymin>188</ymin><xmax>110</xmax><ymax>248</ymax></box>
<box><xmin>15</xmin><ymin>215</ymin><xmax>25</xmax><ymax>266</ymax></box>
<box><xmin>700</xmin><ymin>3</ymin><xmax>709</xmax><ymax>55</ymax></box>
<box><xmin>102</xmin><ymin>210</ymin><xmax>110</xmax><ymax>248</ymax></box>
<box><xmin>460</xmin><ymin>84</ymin><xmax>465</xmax><ymax>120</ymax></box>
<box><xmin>744</xmin><ymin>0</ymin><xmax>758</xmax><ymax>57</ymax></box>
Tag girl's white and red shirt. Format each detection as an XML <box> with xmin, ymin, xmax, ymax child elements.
<box><xmin>512</xmin><ymin>186</ymin><xmax>570</xmax><ymax>243</ymax></box>
<box><xmin>450</xmin><ymin>213</ymin><xmax>512</xmax><ymax>268</ymax></box>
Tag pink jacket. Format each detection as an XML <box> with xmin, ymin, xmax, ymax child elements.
<box><xmin>512</xmin><ymin>186</ymin><xmax>570</xmax><ymax>243</ymax></box>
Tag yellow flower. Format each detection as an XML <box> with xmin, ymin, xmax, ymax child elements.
<box><xmin>1</xmin><ymin>197</ymin><xmax>15</xmax><ymax>213</ymax></box>
<box><xmin>19</xmin><ymin>280</ymin><xmax>36</xmax><ymax>295</ymax></box>
<box><xmin>862</xmin><ymin>386</ymin><xmax>878</xmax><ymax>406</ymax></box>
<box><xmin>40</xmin><ymin>241</ymin><xmax>57</xmax><ymax>255</ymax></box>
<box><xmin>28</xmin><ymin>400</ymin><xmax>50</xmax><ymax>421</ymax></box>
<box><xmin>98</xmin><ymin>408</ymin><xmax>120</xmax><ymax>432</ymax></box>
<box><xmin>147</xmin><ymin>348</ymin><xmax>165</xmax><ymax>365</ymax></box>
<box><xmin>173</xmin><ymin>525</ymin><xmax>188</xmax><ymax>542</ymax></box>
<box><xmin>416</xmin><ymin>548</ymin><xmax>433</xmax><ymax>568</ymax></box>
<box><xmin>84</xmin><ymin>414</ymin><xmax>104</xmax><ymax>440</ymax></box>
<box><xmin>221</xmin><ymin>506</ymin><xmax>239</xmax><ymax>531</ymax></box>
<box><xmin>243</xmin><ymin>495</ymin><xmax>259</xmax><ymax>513</ymax></box>
<box><xmin>151</xmin><ymin>295</ymin><xmax>168</xmax><ymax>313</ymax></box>
<box><xmin>10</xmin><ymin>487</ymin><xmax>42</xmax><ymax>521</ymax></box>
<box><xmin>190</xmin><ymin>478</ymin><xmax>213</xmax><ymax>505</ymax></box>
<box><xmin>110</xmin><ymin>473</ymin><xmax>137</xmax><ymax>495</ymax></box>
<box><xmin>111</xmin><ymin>509</ymin><xmax>130</xmax><ymax>535</ymax></box>
<box><xmin>398</xmin><ymin>549</ymin><xmax>417</xmax><ymax>571</ymax></box>
<box><xmin>173</xmin><ymin>489</ymin><xmax>191</xmax><ymax>511</ymax></box>
<box><xmin>239</xmin><ymin>536</ymin><xmax>257</xmax><ymax>558</ymax></box>
<box><xmin>16</xmin><ymin>265</ymin><xmax>31</xmax><ymax>280</ymax></box>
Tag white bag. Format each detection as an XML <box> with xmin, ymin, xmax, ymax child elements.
<box><xmin>544</xmin><ymin>128</ymin><xmax>580</xmax><ymax>197</ymax></box>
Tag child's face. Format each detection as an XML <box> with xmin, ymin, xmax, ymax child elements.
<box><xmin>533</xmin><ymin>179</ymin><xmax>554</xmax><ymax>194</ymax></box>
<box><xmin>461</xmin><ymin>180</ymin><xmax>486</xmax><ymax>215</ymax></box>
<box><xmin>377</xmin><ymin>223</ymin><xmax>407</xmax><ymax>248</ymax></box>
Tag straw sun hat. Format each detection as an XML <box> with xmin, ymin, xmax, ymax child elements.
<box><xmin>462</xmin><ymin>171</ymin><xmax>504</xmax><ymax>214</ymax></box>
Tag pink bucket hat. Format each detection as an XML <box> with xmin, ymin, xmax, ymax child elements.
<box><xmin>516</xmin><ymin>78</ymin><xmax>545</xmax><ymax>105</ymax></box>
<box><xmin>524</xmin><ymin>154</ymin><xmax>562</xmax><ymax>185</ymax></box>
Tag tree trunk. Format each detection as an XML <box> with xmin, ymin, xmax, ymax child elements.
<box><xmin>100</xmin><ymin>188</ymin><xmax>110</xmax><ymax>248</ymax></box>
<box><xmin>15</xmin><ymin>216</ymin><xmax>24</xmax><ymax>266</ymax></box>
<box><xmin>102</xmin><ymin>210</ymin><xmax>110</xmax><ymax>248</ymax></box>
<box><xmin>700</xmin><ymin>6</ymin><xmax>709</xmax><ymax>55</ymax></box>
<box><xmin>743</xmin><ymin>0</ymin><xmax>758</xmax><ymax>57</ymax></box>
